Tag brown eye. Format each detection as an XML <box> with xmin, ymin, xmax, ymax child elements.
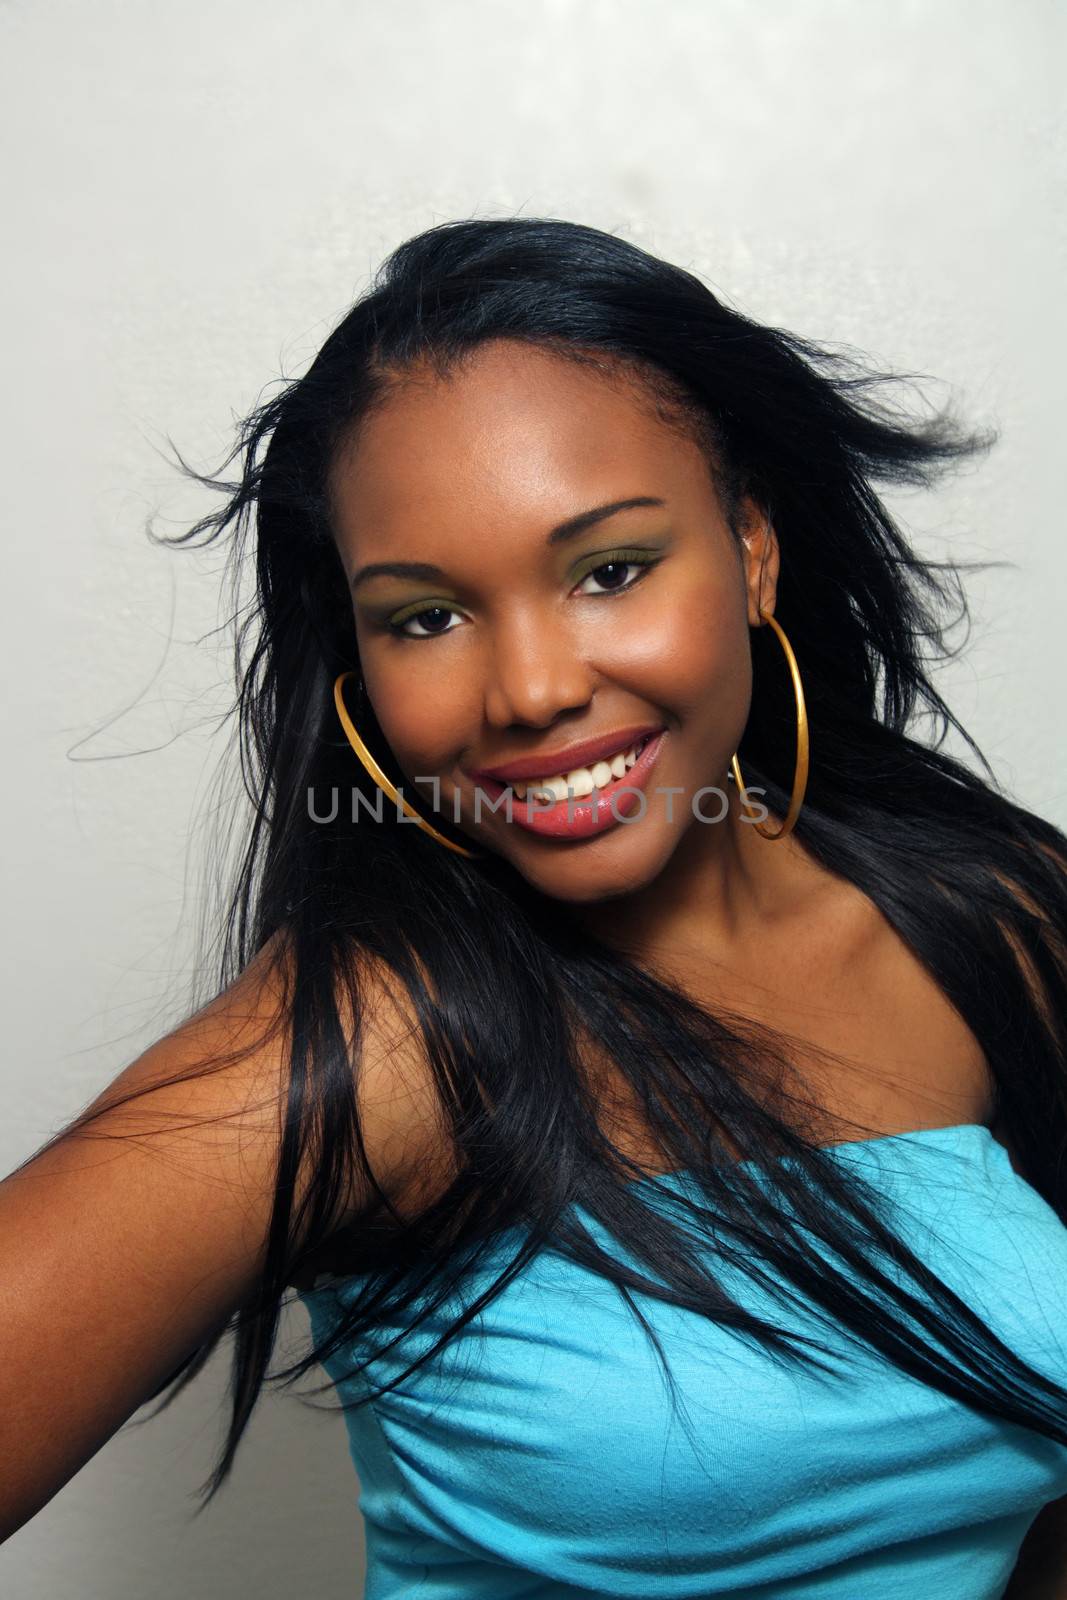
<box><xmin>575</xmin><ymin>555</ymin><xmax>659</xmax><ymax>597</ymax></box>
<box><xmin>588</xmin><ymin>561</ymin><xmax>635</xmax><ymax>591</ymax></box>
<box><xmin>388</xmin><ymin>605</ymin><xmax>462</xmax><ymax>639</ymax></box>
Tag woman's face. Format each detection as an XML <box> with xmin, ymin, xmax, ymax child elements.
<box><xmin>329</xmin><ymin>338</ymin><xmax>779</xmax><ymax>905</ymax></box>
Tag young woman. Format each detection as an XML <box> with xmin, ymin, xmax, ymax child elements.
<box><xmin>4</xmin><ymin>217</ymin><xmax>1067</xmax><ymax>1597</ymax></box>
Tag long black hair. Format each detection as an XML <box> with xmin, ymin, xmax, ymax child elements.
<box><xmin>48</xmin><ymin>217</ymin><xmax>1067</xmax><ymax>1511</ymax></box>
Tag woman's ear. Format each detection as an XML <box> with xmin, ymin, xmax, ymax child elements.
<box><xmin>740</xmin><ymin>508</ymin><xmax>781</xmax><ymax>627</ymax></box>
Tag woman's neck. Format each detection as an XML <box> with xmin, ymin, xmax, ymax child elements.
<box><xmin>570</xmin><ymin>780</ymin><xmax>830</xmax><ymax>973</ymax></box>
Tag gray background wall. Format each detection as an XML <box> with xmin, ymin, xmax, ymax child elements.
<box><xmin>2</xmin><ymin>1</ymin><xmax>1062</xmax><ymax>1595</ymax></box>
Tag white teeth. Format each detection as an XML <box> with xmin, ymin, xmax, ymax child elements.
<box><xmin>507</xmin><ymin>736</ymin><xmax>653</xmax><ymax>801</ymax></box>
<box><xmin>567</xmin><ymin>768</ymin><xmax>596</xmax><ymax>798</ymax></box>
<box><xmin>537</xmin><ymin>776</ymin><xmax>573</xmax><ymax>802</ymax></box>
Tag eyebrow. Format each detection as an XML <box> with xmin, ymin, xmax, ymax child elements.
<box><xmin>348</xmin><ymin>497</ymin><xmax>667</xmax><ymax>591</ymax></box>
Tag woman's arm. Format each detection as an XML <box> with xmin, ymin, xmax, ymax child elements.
<box><xmin>0</xmin><ymin>941</ymin><xmax>337</xmax><ymax>1542</ymax></box>
<box><xmin>1002</xmin><ymin>1493</ymin><xmax>1067</xmax><ymax>1598</ymax></box>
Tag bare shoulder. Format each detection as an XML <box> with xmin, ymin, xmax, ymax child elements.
<box><xmin>815</xmin><ymin>827</ymin><xmax>1067</xmax><ymax>1135</ymax></box>
<box><xmin>0</xmin><ymin>929</ymin><xmax>455</xmax><ymax>1539</ymax></box>
<box><xmin>738</xmin><ymin>867</ymin><xmax>997</xmax><ymax>1137</ymax></box>
<box><xmin>283</xmin><ymin>944</ymin><xmax>457</xmax><ymax>1287</ymax></box>
<box><xmin>0</xmin><ymin>930</ymin><xmax>301</xmax><ymax>1539</ymax></box>
<box><xmin>338</xmin><ymin>947</ymin><xmax>457</xmax><ymax>1207</ymax></box>
<box><xmin>183</xmin><ymin>933</ymin><xmax>453</xmax><ymax>1243</ymax></box>
<box><xmin>189</xmin><ymin>932</ymin><xmax>448</xmax><ymax>1205</ymax></box>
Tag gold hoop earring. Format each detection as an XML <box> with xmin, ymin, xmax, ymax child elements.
<box><xmin>333</xmin><ymin>671</ymin><xmax>483</xmax><ymax>860</ymax></box>
<box><xmin>730</xmin><ymin>608</ymin><xmax>809</xmax><ymax>841</ymax></box>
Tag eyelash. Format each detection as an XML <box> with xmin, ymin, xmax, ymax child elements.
<box><xmin>385</xmin><ymin>552</ymin><xmax>662</xmax><ymax>640</ymax></box>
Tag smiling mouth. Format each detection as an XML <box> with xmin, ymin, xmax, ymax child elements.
<box><xmin>477</xmin><ymin>732</ymin><xmax>658</xmax><ymax>802</ymax></box>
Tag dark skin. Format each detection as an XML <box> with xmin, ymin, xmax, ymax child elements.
<box><xmin>326</xmin><ymin>340</ymin><xmax>1066</xmax><ymax>1586</ymax></box>
<box><xmin>329</xmin><ymin>337</ymin><xmax>994</xmax><ymax>1145</ymax></box>
<box><xmin>332</xmin><ymin>340</ymin><xmax>820</xmax><ymax>922</ymax></box>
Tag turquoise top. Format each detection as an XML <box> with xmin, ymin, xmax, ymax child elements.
<box><xmin>299</xmin><ymin>1123</ymin><xmax>1067</xmax><ymax>1598</ymax></box>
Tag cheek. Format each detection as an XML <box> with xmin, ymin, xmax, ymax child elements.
<box><xmin>356</xmin><ymin>624</ymin><xmax>470</xmax><ymax>777</ymax></box>
<box><xmin>603</xmin><ymin>569</ymin><xmax>752</xmax><ymax>718</ymax></box>
<box><xmin>370</xmin><ymin>683</ymin><xmax>462</xmax><ymax>777</ymax></box>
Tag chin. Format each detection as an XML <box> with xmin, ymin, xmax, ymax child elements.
<box><xmin>509</xmin><ymin>826</ymin><xmax>675</xmax><ymax>907</ymax></box>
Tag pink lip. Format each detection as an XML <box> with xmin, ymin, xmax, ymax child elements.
<box><xmin>472</xmin><ymin>731</ymin><xmax>667</xmax><ymax>840</ymax></box>
<box><xmin>470</xmin><ymin>724</ymin><xmax>664</xmax><ymax>786</ymax></box>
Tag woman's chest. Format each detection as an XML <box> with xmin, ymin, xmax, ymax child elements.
<box><xmin>603</xmin><ymin>884</ymin><xmax>997</xmax><ymax>1167</ymax></box>
<box><xmin>304</xmin><ymin>1130</ymin><xmax>1067</xmax><ymax>1596</ymax></box>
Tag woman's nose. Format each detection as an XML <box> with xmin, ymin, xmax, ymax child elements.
<box><xmin>482</xmin><ymin>616</ymin><xmax>595</xmax><ymax>729</ymax></box>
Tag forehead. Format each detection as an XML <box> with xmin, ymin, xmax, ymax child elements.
<box><xmin>328</xmin><ymin>340</ymin><xmax>714</xmax><ymax>542</ymax></box>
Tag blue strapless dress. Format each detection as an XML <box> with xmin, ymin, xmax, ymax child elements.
<box><xmin>299</xmin><ymin>1123</ymin><xmax>1067</xmax><ymax>1597</ymax></box>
